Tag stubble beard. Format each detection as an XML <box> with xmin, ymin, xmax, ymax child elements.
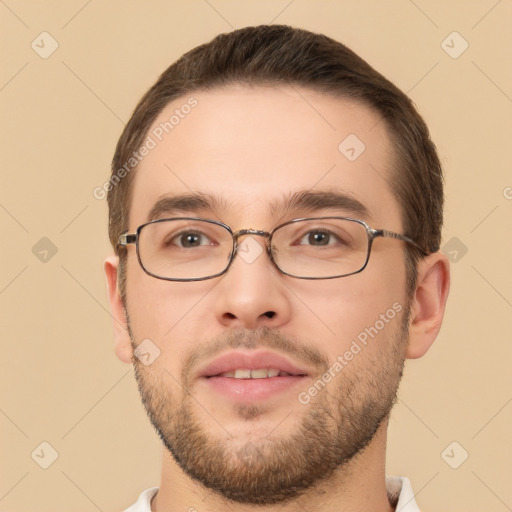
<box><xmin>130</xmin><ymin>308</ymin><xmax>410</xmax><ymax>505</ymax></box>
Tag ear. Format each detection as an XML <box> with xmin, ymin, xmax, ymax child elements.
<box><xmin>406</xmin><ymin>252</ymin><xmax>450</xmax><ymax>359</ymax></box>
<box><xmin>104</xmin><ymin>255</ymin><xmax>133</xmax><ymax>364</ymax></box>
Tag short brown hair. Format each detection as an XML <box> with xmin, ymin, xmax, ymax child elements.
<box><xmin>108</xmin><ymin>25</ymin><xmax>443</xmax><ymax>294</ymax></box>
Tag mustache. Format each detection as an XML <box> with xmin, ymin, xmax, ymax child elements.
<box><xmin>180</xmin><ymin>326</ymin><xmax>330</xmax><ymax>388</ymax></box>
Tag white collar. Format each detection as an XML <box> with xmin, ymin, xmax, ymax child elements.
<box><xmin>386</xmin><ymin>476</ymin><xmax>420</xmax><ymax>511</ymax></box>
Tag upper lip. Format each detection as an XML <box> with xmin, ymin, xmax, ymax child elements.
<box><xmin>198</xmin><ymin>350</ymin><xmax>311</xmax><ymax>378</ymax></box>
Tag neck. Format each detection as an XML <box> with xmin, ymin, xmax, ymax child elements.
<box><xmin>152</xmin><ymin>421</ymin><xmax>394</xmax><ymax>512</ymax></box>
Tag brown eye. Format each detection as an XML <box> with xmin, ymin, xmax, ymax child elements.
<box><xmin>298</xmin><ymin>230</ymin><xmax>341</xmax><ymax>246</ymax></box>
<box><xmin>307</xmin><ymin>231</ymin><xmax>330</xmax><ymax>245</ymax></box>
<box><xmin>168</xmin><ymin>231</ymin><xmax>212</xmax><ymax>248</ymax></box>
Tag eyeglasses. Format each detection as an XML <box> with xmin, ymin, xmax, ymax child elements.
<box><xmin>118</xmin><ymin>217</ymin><xmax>427</xmax><ymax>282</ymax></box>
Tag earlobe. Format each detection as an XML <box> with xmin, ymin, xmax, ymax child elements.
<box><xmin>104</xmin><ymin>255</ymin><xmax>133</xmax><ymax>364</ymax></box>
<box><xmin>406</xmin><ymin>252</ymin><xmax>450</xmax><ymax>359</ymax></box>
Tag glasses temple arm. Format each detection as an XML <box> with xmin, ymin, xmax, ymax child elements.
<box><xmin>118</xmin><ymin>233</ymin><xmax>137</xmax><ymax>246</ymax></box>
<box><xmin>378</xmin><ymin>229</ymin><xmax>429</xmax><ymax>256</ymax></box>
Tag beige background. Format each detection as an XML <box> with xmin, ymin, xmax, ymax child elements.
<box><xmin>1</xmin><ymin>0</ymin><xmax>511</xmax><ymax>511</ymax></box>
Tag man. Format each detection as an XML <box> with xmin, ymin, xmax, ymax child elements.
<box><xmin>104</xmin><ymin>25</ymin><xmax>450</xmax><ymax>511</ymax></box>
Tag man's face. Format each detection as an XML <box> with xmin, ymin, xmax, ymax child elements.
<box><xmin>123</xmin><ymin>85</ymin><xmax>412</xmax><ymax>504</ymax></box>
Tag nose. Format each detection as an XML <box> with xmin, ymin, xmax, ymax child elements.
<box><xmin>213</xmin><ymin>233</ymin><xmax>292</xmax><ymax>329</ymax></box>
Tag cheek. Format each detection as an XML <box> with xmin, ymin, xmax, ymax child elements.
<box><xmin>290</xmin><ymin>258</ymin><xmax>408</xmax><ymax>357</ymax></box>
<box><xmin>125</xmin><ymin>256</ymin><xmax>218</xmax><ymax>342</ymax></box>
<box><xmin>125</xmin><ymin>276</ymin><xmax>203</xmax><ymax>381</ymax></box>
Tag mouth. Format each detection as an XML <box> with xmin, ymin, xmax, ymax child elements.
<box><xmin>197</xmin><ymin>351</ymin><xmax>310</xmax><ymax>401</ymax></box>
<box><xmin>213</xmin><ymin>368</ymin><xmax>299</xmax><ymax>379</ymax></box>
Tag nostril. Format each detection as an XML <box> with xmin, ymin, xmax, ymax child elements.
<box><xmin>220</xmin><ymin>311</ymin><xmax>277</xmax><ymax>323</ymax></box>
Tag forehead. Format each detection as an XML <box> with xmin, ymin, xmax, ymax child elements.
<box><xmin>129</xmin><ymin>85</ymin><xmax>401</xmax><ymax>229</ymax></box>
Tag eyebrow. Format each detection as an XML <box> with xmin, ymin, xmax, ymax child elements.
<box><xmin>146</xmin><ymin>193</ymin><xmax>228</xmax><ymax>222</ymax></box>
<box><xmin>270</xmin><ymin>190</ymin><xmax>371</xmax><ymax>221</ymax></box>
<box><xmin>146</xmin><ymin>190</ymin><xmax>371</xmax><ymax>223</ymax></box>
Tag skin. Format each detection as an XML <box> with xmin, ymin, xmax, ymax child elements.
<box><xmin>105</xmin><ymin>85</ymin><xmax>450</xmax><ymax>511</ymax></box>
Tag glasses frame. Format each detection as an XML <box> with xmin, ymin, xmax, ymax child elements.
<box><xmin>118</xmin><ymin>216</ymin><xmax>428</xmax><ymax>282</ymax></box>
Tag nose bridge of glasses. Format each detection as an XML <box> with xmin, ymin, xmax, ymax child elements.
<box><xmin>232</xmin><ymin>228</ymin><xmax>271</xmax><ymax>244</ymax></box>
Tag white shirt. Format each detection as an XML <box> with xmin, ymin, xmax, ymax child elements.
<box><xmin>123</xmin><ymin>476</ymin><xmax>420</xmax><ymax>511</ymax></box>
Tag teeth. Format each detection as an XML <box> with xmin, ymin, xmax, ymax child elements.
<box><xmin>219</xmin><ymin>368</ymin><xmax>284</xmax><ymax>379</ymax></box>
<box><xmin>250</xmin><ymin>369</ymin><xmax>268</xmax><ymax>379</ymax></box>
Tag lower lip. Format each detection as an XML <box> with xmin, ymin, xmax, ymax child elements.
<box><xmin>202</xmin><ymin>375</ymin><xmax>307</xmax><ymax>401</ymax></box>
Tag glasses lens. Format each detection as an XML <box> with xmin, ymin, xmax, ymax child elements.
<box><xmin>271</xmin><ymin>218</ymin><xmax>369</xmax><ymax>278</ymax></box>
<box><xmin>138</xmin><ymin>219</ymin><xmax>233</xmax><ymax>280</ymax></box>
